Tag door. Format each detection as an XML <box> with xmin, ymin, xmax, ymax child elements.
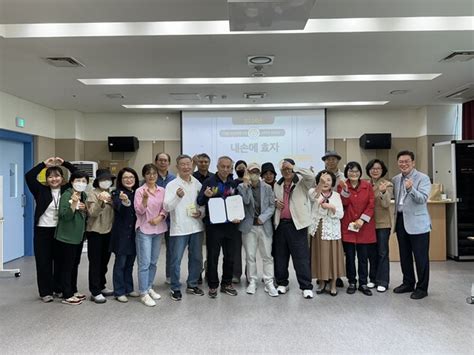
<box><xmin>0</xmin><ymin>140</ymin><xmax>25</xmax><ymax>261</ymax></box>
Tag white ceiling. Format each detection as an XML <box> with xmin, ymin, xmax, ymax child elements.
<box><xmin>0</xmin><ymin>0</ymin><xmax>473</xmax><ymax>113</ymax></box>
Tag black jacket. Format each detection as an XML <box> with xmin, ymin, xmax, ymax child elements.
<box><xmin>25</xmin><ymin>161</ymin><xmax>77</xmax><ymax>226</ymax></box>
<box><xmin>110</xmin><ymin>188</ymin><xmax>137</xmax><ymax>255</ymax></box>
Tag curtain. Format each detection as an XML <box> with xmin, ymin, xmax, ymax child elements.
<box><xmin>462</xmin><ymin>100</ymin><xmax>474</xmax><ymax>140</ymax></box>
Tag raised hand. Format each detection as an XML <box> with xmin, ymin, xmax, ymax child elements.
<box><xmin>191</xmin><ymin>211</ymin><xmax>201</xmax><ymax>219</ymax></box>
<box><xmin>176</xmin><ymin>187</ymin><xmax>185</xmax><ymax>198</ymax></box>
<box><xmin>43</xmin><ymin>157</ymin><xmax>56</xmax><ymax>167</ymax></box>
<box><xmin>119</xmin><ymin>191</ymin><xmax>128</xmax><ymax>201</ymax></box>
<box><xmin>242</xmin><ymin>170</ymin><xmax>250</xmax><ymax>186</ymax></box>
<box><xmin>54</xmin><ymin>157</ymin><xmax>64</xmax><ymax>165</ymax></box>
<box><xmin>71</xmin><ymin>191</ymin><xmax>80</xmax><ymax>203</ymax></box>
<box><xmin>338</xmin><ymin>179</ymin><xmax>348</xmax><ymax>191</ymax></box>
<box><xmin>404</xmin><ymin>178</ymin><xmax>413</xmax><ymax>191</ymax></box>
<box><xmin>276</xmin><ymin>199</ymin><xmax>284</xmax><ymax>210</ymax></box>
<box><xmin>204</xmin><ymin>186</ymin><xmax>214</xmax><ymax>198</ymax></box>
<box><xmin>379</xmin><ymin>180</ymin><xmax>388</xmax><ymax>193</ymax></box>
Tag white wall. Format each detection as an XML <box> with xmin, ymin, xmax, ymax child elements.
<box><xmin>82</xmin><ymin>113</ymin><xmax>180</xmax><ymax>141</ymax></box>
<box><xmin>0</xmin><ymin>91</ymin><xmax>56</xmax><ymax>138</ymax></box>
<box><xmin>425</xmin><ymin>105</ymin><xmax>461</xmax><ymax>136</ymax></box>
<box><xmin>326</xmin><ymin>108</ymin><xmax>426</xmax><ymax>138</ymax></box>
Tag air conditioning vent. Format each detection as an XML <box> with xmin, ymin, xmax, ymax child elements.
<box><xmin>440</xmin><ymin>83</ymin><xmax>474</xmax><ymax>102</ymax></box>
<box><xmin>44</xmin><ymin>56</ymin><xmax>84</xmax><ymax>67</ymax></box>
<box><xmin>244</xmin><ymin>92</ymin><xmax>266</xmax><ymax>99</ymax></box>
<box><xmin>441</xmin><ymin>51</ymin><xmax>474</xmax><ymax>63</ymax></box>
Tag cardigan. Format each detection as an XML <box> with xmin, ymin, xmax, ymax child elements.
<box><xmin>55</xmin><ymin>188</ymin><xmax>87</xmax><ymax>245</ymax></box>
<box><xmin>86</xmin><ymin>188</ymin><xmax>115</xmax><ymax>234</ymax></box>
<box><xmin>308</xmin><ymin>189</ymin><xmax>344</xmax><ymax>240</ymax></box>
<box><xmin>370</xmin><ymin>178</ymin><xmax>393</xmax><ymax>229</ymax></box>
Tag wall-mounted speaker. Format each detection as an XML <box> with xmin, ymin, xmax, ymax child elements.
<box><xmin>359</xmin><ymin>133</ymin><xmax>392</xmax><ymax>149</ymax></box>
<box><xmin>108</xmin><ymin>136</ymin><xmax>139</xmax><ymax>152</ymax></box>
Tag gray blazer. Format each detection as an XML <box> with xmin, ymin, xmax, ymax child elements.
<box><xmin>392</xmin><ymin>169</ymin><xmax>431</xmax><ymax>235</ymax></box>
<box><xmin>237</xmin><ymin>182</ymin><xmax>275</xmax><ymax>237</ymax></box>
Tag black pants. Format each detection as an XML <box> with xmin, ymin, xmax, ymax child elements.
<box><xmin>206</xmin><ymin>223</ymin><xmax>239</xmax><ymax>289</ymax></box>
<box><xmin>343</xmin><ymin>242</ymin><xmax>373</xmax><ymax>286</ymax></box>
<box><xmin>233</xmin><ymin>232</ymin><xmax>243</xmax><ymax>279</ymax></box>
<box><xmin>34</xmin><ymin>227</ymin><xmax>61</xmax><ymax>297</ymax></box>
<box><xmin>55</xmin><ymin>239</ymin><xmax>83</xmax><ymax>299</ymax></box>
<box><xmin>396</xmin><ymin>213</ymin><xmax>430</xmax><ymax>292</ymax></box>
<box><xmin>274</xmin><ymin>220</ymin><xmax>313</xmax><ymax>290</ymax></box>
<box><xmin>87</xmin><ymin>231</ymin><xmax>111</xmax><ymax>296</ymax></box>
<box><xmin>368</xmin><ymin>228</ymin><xmax>391</xmax><ymax>288</ymax></box>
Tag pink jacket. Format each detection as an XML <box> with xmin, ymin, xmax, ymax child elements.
<box><xmin>134</xmin><ymin>184</ymin><xmax>168</xmax><ymax>235</ymax></box>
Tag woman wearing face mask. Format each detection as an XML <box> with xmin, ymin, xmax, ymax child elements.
<box><xmin>25</xmin><ymin>157</ymin><xmax>77</xmax><ymax>303</ymax></box>
<box><xmin>85</xmin><ymin>169</ymin><xmax>116</xmax><ymax>304</ymax></box>
<box><xmin>110</xmin><ymin>167</ymin><xmax>140</xmax><ymax>303</ymax></box>
<box><xmin>134</xmin><ymin>164</ymin><xmax>168</xmax><ymax>307</ymax></box>
<box><xmin>55</xmin><ymin>170</ymin><xmax>89</xmax><ymax>305</ymax></box>
<box><xmin>309</xmin><ymin>170</ymin><xmax>345</xmax><ymax>296</ymax></box>
<box><xmin>337</xmin><ymin>161</ymin><xmax>376</xmax><ymax>296</ymax></box>
<box><xmin>366</xmin><ymin>159</ymin><xmax>393</xmax><ymax>293</ymax></box>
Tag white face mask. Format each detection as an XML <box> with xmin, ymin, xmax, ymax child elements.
<box><xmin>250</xmin><ymin>173</ymin><xmax>260</xmax><ymax>184</ymax></box>
<box><xmin>99</xmin><ymin>180</ymin><xmax>112</xmax><ymax>189</ymax></box>
<box><xmin>73</xmin><ymin>182</ymin><xmax>87</xmax><ymax>192</ymax></box>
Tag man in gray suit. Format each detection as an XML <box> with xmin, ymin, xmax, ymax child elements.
<box><xmin>392</xmin><ymin>150</ymin><xmax>431</xmax><ymax>300</ymax></box>
<box><xmin>237</xmin><ymin>163</ymin><xmax>278</xmax><ymax>297</ymax></box>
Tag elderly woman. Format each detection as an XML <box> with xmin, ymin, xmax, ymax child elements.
<box><xmin>366</xmin><ymin>159</ymin><xmax>393</xmax><ymax>293</ymax></box>
<box><xmin>338</xmin><ymin>161</ymin><xmax>376</xmax><ymax>296</ymax></box>
<box><xmin>134</xmin><ymin>164</ymin><xmax>168</xmax><ymax>307</ymax></box>
<box><xmin>25</xmin><ymin>157</ymin><xmax>77</xmax><ymax>303</ymax></box>
<box><xmin>86</xmin><ymin>169</ymin><xmax>116</xmax><ymax>304</ymax></box>
<box><xmin>309</xmin><ymin>170</ymin><xmax>345</xmax><ymax>296</ymax></box>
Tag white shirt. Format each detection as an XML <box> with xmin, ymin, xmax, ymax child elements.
<box><xmin>38</xmin><ymin>188</ymin><xmax>61</xmax><ymax>227</ymax></box>
<box><xmin>164</xmin><ymin>175</ymin><xmax>205</xmax><ymax>236</ymax></box>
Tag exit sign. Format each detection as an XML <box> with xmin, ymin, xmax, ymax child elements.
<box><xmin>15</xmin><ymin>117</ymin><xmax>25</xmax><ymax>128</ymax></box>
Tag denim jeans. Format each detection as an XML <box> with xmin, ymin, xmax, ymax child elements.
<box><xmin>113</xmin><ymin>254</ymin><xmax>136</xmax><ymax>297</ymax></box>
<box><xmin>136</xmin><ymin>230</ymin><xmax>163</xmax><ymax>295</ymax></box>
<box><xmin>368</xmin><ymin>228</ymin><xmax>391</xmax><ymax>288</ymax></box>
<box><xmin>169</xmin><ymin>232</ymin><xmax>203</xmax><ymax>291</ymax></box>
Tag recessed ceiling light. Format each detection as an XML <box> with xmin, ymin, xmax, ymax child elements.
<box><xmin>244</xmin><ymin>92</ymin><xmax>266</xmax><ymax>99</ymax></box>
<box><xmin>123</xmin><ymin>101</ymin><xmax>389</xmax><ymax>110</ymax></box>
<box><xmin>389</xmin><ymin>90</ymin><xmax>410</xmax><ymax>95</ymax></box>
<box><xmin>79</xmin><ymin>73</ymin><xmax>441</xmax><ymax>86</ymax></box>
<box><xmin>1</xmin><ymin>17</ymin><xmax>472</xmax><ymax>38</ymax></box>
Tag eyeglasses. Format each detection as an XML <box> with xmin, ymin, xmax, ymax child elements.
<box><xmin>145</xmin><ymin>172</ymin><xmax>158</xmax><ymax>177</ymax></box>
<box><xmin>370</xmin><ymin>167</ymin><xmax>382</xmax><ymax>171</ymax></box>
<box><xmin>398</xmin><ymin>159</ymin><xmax>412</xmax><ymax>164</ymax></box>
<box><xmin>347</xmin><ymin>170</ymin><xmax>360</xmax><ymax>175</ymax></box>
<box><xmin>281</xmin><ymin>168</ymin><xmax>293</xmax><ymax>173</ymax></box>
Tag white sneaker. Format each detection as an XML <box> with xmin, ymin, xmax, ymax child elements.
<box><xmin>377</xmin><ymin>285</ymin><xmax>387</xmax><ymax>293</ymax></box>
<box><xmin>264</xmin><ymin>284</ymin><xmax>279</xmax><ymax>297</ymax></box>
<box><xmin>116</xmin><ymin>295</ymin><xmax>128</xmax><ymax>303</ymax></box>
<box><xmin>91</xmin><ymin>294</ymin><xmax>107</xmax><ymax>304</ymax></box>
<box><xmin>303</xmin><ymin>290</ymin><xmax>314</xmax><ymax>299</ymax></box>
<box><xmin>141</xmin><ymin>294</ymin><xmax>156</xmax><ymax>307</ymax></box>
<box><xmin>61</xmin><ymin>296</ymin><xmax>83</xmax><ymax>305</ymax></box>
<box><xmin>246</xmin><ymin>282</ymin><xmax>257</xmax><ymax>294</ymax></box>
<box><xmin>367</xmin><ymin>282</ymin><xmax>376</xmax><ymax>289</ymax></box>
<box><xmin>277</xmin><ymin>285</ymin><xmax>289</xmax><ymax>294</ymax></box>
<box><xmin>101</xmin><ymin>287</ymin><xmax>114</xmax><ymax>297</ymax></box>
<box><xmin>127</xmin><ymin>291</ymin><xmax>140</xmax><ymax>297</ymax></box>
<box><xmin>148</xmin><ymin>289</ymin><xmax>161</xmax><ymax>300</ymax></box>
<box><xmin>41</xmin><ymin>295</ymin><xmax>54</xmax><ymax>303</ymax></box>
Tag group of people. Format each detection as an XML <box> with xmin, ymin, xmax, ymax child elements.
<box><xmin>26</xmin><ymin>148</ymin><xmax>432</xmax><ymax>306</ymax></box>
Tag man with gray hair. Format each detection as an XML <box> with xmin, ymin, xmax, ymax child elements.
<box><xmin>197</xmin><ymin>156</ymin><xmax>241</xmax><ymax>298</ymax></box>
<box><xmin>164</xmin><ymin>155</ymin><xmax>205</xmax><ymax>301</ymax></box>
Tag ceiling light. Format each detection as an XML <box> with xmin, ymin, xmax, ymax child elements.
<box><xmin>244</xmin><ymin>92</ymin><xmax>267</xmax><ymax>99</ymax></box>
<box><xmin>122</xmin><ymin>101</ymin><xmax>389</xmax><ymax>110</ymax></box>
<box><xmin>79</xmin><ymin>73</ymin><xmax>441</xmax><ymax>86</ymax></box>
<box><xmin>1</xmin><ymin>17</ymin><xmax>472</xmax><ymax>38</ymax></box>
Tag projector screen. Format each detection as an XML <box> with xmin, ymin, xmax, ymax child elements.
<box><xmin>181</xmin><ymin>110</ymin><xmax>326</xmax><ymax>176</ymax></box>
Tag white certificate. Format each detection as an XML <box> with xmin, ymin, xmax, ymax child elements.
<box><xmin>208</xmin><ymin>198</ymin><xmax>227</xmax><ymax>224</ymax></box>
<box><xmin>225</xmin><ymin>195</ymin><xmax>245</xmax><ymax>221</ymax></box>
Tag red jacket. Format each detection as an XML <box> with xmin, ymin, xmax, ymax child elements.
<box><xmin>338</xmin><ymin>179</ymin><xmax>376</xmax><ymax>244</ymax></box>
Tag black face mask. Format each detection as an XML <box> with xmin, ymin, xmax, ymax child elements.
<box><xmin>236</xmin><ymin>170</ymin><xmax>245</xmax><ymax>178</ymax></box>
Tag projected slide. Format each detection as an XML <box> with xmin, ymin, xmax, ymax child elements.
<box><xmin>182</xmin><ymin>110</ymin><xmax>326</xmax><ymax>174</ymax></box>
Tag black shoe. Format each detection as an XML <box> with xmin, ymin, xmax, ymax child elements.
<box><xmin>220</xmin><ymin>284</ymin><xmax>238</xmax><ymax>296</ymax></box>
<box><xmin>347</xmin><ymin>283</ymin><xmax>356</xmax><ymax>294</ymax></box>
<box><xmin>393</xmin><ymin>284</ymin><xmax>415</xmax><ymax>294</ymax></box>
<box><xmin>358</xmin><ymin>285</ymin><xmax>373</xmax><ymax>296</ymax></box>
<box><xmin>197</xmin><ymin>275</ymin><xmax>203</xmax><ymax>285</ymax></box>
<box><xmin>208</xmin><ymin>288</ymin><xmax>218</xmax><ymax>298</ymax></box>
<box><xmin>316</xmin><ymin>281</ymin><xmax>328</xmax><ymax>295</ymax></box>
<box><xmin>170</xmin><ymin>290</ymin><xmax>182</xmax><ymax>301</ymax></box>
<box><xmin>410</xmin><ymin>290</ymin><xmax>428</xmax><ymax>300</ymax></box>
<box><xmin>186</xmin><ymin>286</ymin><xmax>204</xmax><ymax>296</ymax></box>
<box><xmin>336</xmin><ymin>278</ymin><xmax>344</xmax><ymax>288</ymax></box>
